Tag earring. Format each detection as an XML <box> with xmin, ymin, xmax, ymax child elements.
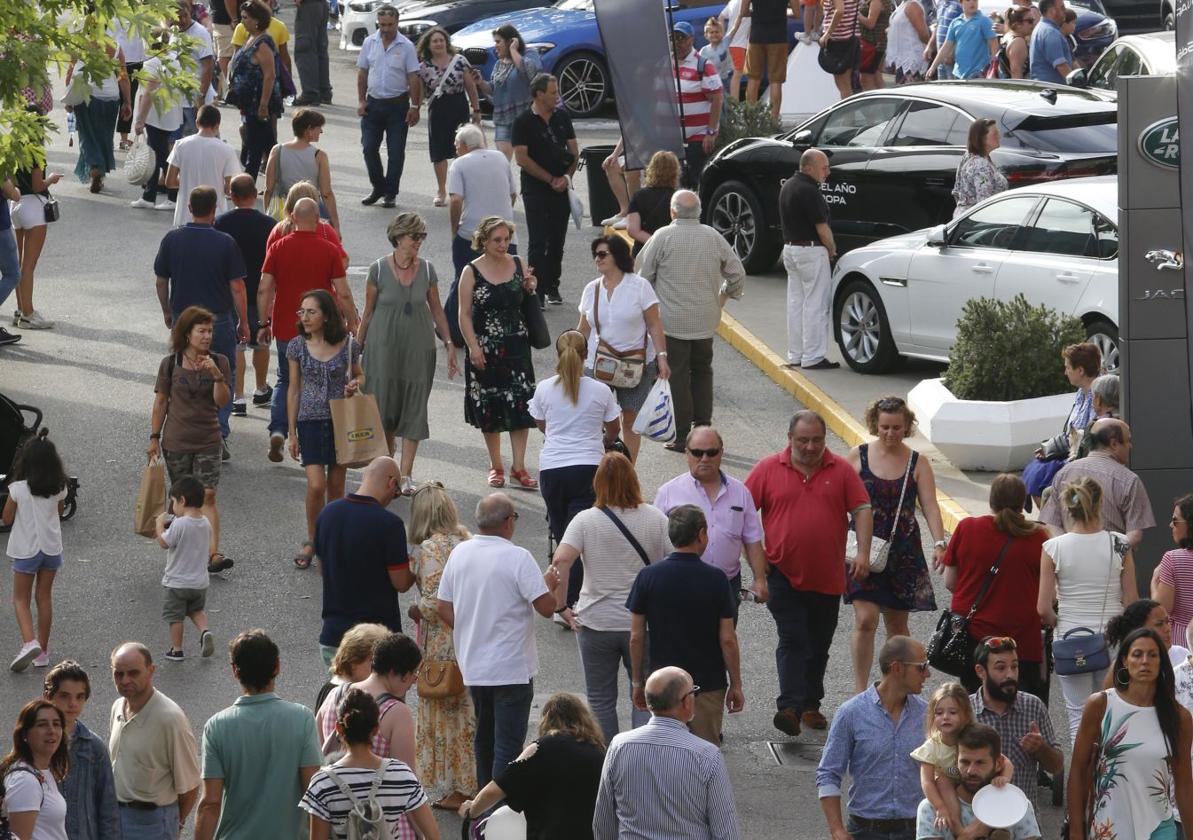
<box><xmin>1116</xmin><ymin>667</ymin><xmax>1130</xmax><ymax>686</ymax></box>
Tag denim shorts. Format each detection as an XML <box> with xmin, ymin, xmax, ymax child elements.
<box><xmin>493</xmin><ymin>120</ymin><xmax>514</xmax><ymax>144</ymax></box>
<box><xmin>297</xmin><ymin>418</ymin><xmax>337</xmax><ymax>466</ymax></box>
<box><xmin>12</xmin><ymin>552</ymin><xmax>63</xmax><ymax>575</ymax></box>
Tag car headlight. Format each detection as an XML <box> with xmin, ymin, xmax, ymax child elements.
<box><xmin>400</xmin><ymin>19</ymin><xmax>436</xmax><ymax>35</ymax></box>
<box><xmin>347</xmin><ymin>0</ymin><xmax>381</xmax><ymax>11</ymax></box>
<box><xmin>1076</xmin><ymin>18</ymin><xmax>1116</xmax><ymax>40</ymax></box>
<box><xmin>526</xmin><ymin>42</ymin><xmax>555</xmax><ymax>53</ymax></box>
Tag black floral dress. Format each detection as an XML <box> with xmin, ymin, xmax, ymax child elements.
<box><xmin>464</xmin><ymin>259</ymin><xmax>536</xmax><ymax>433</ymax></box>
<box><xmin>844</xmin><ymin>444</ymin><xmax>936</xmax><ymax>611</ymax></box>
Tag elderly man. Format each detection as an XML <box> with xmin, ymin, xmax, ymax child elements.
<box><xmin>356</xmin><ymin>4</ymin><xmax>422</xmax><ymax>208</ymax></box>
<box><xmin>780</xmin><ymin>148</ymin><xmax>839</xmax><ymax>370</ymax></box>
<box><xmin>816</xmin><ymin>636</ymin><xmax>928</xmax><ymax>840</ymax></box>
<box><xmin>637</xmin><ymin>190</ymin><xmax>745</xmax><ymax>450</ymax></box>
<box><xmin>437</xmin><ymin>493</ymin><xmax>560</xmax><ymax>788</ymax></box>
<box><xmin>314</xmin><ymin>457</ymin><xmax>413</xmax><ymax>666</ymax></box>
<box><xmin>670</xmin><ymin>21</ymin><xmax>723</xmax><ymax>187</ymax></box>
<box><xmin>746</xmin><ymin>410</ymin><xmax>873</xmax><ymax>736</ymax></box>
<box><xmin>448</xmin><ymin>122</ymin><xmax>518</xmax><ymax>281</ymax></box>
<box><xmin>654</xmin><ymin>425</ymin><xmax>768</xmax><ymax>617</ymax></box>
<box><xmin>109</xmin><ymin>643</ymin><xmax>202</xmax><ymax>839</ymax></box>
<box><xmin>513</xmin><ymin>73</ymin><xmax>578</xmax><ymax>308</ymax></box>
<box><xmin>1039</xmin><ymin>418</ymin><xmax>1155</xmax><ymax>547</ymax></box>
<box><xmin>593</xmin><ymin>666</ymin><xmax>740</xmax><ymax>840</ymax></box>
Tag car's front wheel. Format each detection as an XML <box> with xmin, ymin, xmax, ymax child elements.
<box><xmin>834</xmin><ymin>276</ymin><xmax>899</xmax><ymax>374</ymax></box>
<box><xmin>556</xmin><ymin>52</ymin><xmax>608</xmax><ymax>118</ymax></box>
<box><xmin>1086</xmin><ymin>318</ymin><xmax>1120</xmax><ymax>372</ymax></box>
<box><xmin>1163</xmin><ymin>3</ymin><xmax>1175</xmax><ymax>29</ymax></box>
<box><xmin>707</xmin><ymin>180</ymin><xmax>780</xmax><ymax>274</ymax></box>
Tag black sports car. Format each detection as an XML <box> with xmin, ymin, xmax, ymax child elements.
<box><xmin>699</xmin><ymin>81</ymin><xmax>1118</xmax><ymax>273</ymax></box>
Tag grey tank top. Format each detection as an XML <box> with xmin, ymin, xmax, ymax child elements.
<box><xmin>277</xmin><ymin>144</ymin><xmax>320</xmax><ymax>195</ymax></box>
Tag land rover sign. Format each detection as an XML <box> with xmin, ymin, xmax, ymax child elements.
<box><xmin>1139</xmin><ymin>117</ymin><xmax>1180</xmax><ymax>169</ymax></box>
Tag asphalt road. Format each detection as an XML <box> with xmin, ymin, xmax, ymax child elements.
<box><xmin>0</xmin><ymin>30</ymin><xmax>1070</xmax><ymax>838</ymax></box>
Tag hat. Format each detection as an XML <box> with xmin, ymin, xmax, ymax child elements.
<box><xmin>672</xmin><ymin>21</ymin><xmax>694</xmax><ymax>38</ymax></box>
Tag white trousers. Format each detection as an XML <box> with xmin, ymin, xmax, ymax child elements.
<box><xmin>1057</xmin><ymin>668</ymin><xmax>1107</xmax><ymax>744</ymax></box>
<box><xmin>783</xmin><ymin>244</ymin><xmax>832</xmax><ymax>366</ymax></box>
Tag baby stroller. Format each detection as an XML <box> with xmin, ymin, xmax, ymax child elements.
<box><xmin>0</xmin><ymin>393</ymin><xmax>79</xmax><ymax>528</ymax></box>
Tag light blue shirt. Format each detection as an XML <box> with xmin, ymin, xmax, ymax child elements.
<box><xmin>916</xmin><ymin>796</ymin><xmax>1042</xmax><ymax>839</ymax></box>
<box><xmin>945</xmin><ymin>12</ymin><xmax>995</xmax><ymax>79</ymax></box>
<box><xmin>1029</xmin><ymin>17</ymin><xmax>1072</xmax><ymax>84</ymax></box>
<box><xmin>816</xmin><ymin>685</ymin><xmax>927</xmax><ymax>820</ymax></box>
<box><xmin>356</xmin><ymin>31</ymin><xmax>419</xmax><ymax>98</ymax></box>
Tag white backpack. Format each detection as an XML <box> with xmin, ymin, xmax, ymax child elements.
<box><xmin>323</xmin><ymin>762</ymin><xmax>388</xmax><ymax>840</ymax></box>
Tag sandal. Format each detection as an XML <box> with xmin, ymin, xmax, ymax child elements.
<box><xmin>487</xmin><ymin>467</ymin><xmax>505</xmax><ymax>488</ymax></box>
<box><xmin>433</xmin><ymin>195</ymin><xmax>447</xmax><ymax>207</ymax></box>
<box><xmin>509</xmin><ymin>469</ymin><xmax>538</xmax><ymax>490</ymax></box>
<box><xmin>293</xmin><ymin>541</ymin><xmax>315</xmax><ymax>569</ymax></box>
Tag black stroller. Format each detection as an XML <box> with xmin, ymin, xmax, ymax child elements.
<box><xmin>0</xmin><ymin>393</ymin><xmax>79</xmax><ymax>527</ymax></box>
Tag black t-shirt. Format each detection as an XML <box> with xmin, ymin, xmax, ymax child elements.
<box><xmin>214</xmin><ymin>207</ymin><xmax>278</xmax><ymax>298</ymax></box>
<box><xmin>625</xmin><ymin>552</ymin><xmax>735</xmax><ymax>691</ymax></box>
<box><xmin>211</xmin><ymin>0</ymin><xmax>232</xmax><ymax>25</ymax></box>
<box><xmin>496</xmin><ymin>734</ymin><xmax>605</xmax><ymax>840</ymax></box>
<box><xmin>778</xmin><ymin>172</ymin><xmax>830</xmax><ymax>243</ymax></box>
<box><xmin>511</xmin><ymin>107</ymin><xmax>576</xmax><ymax>197</ymax></box>
<box><xmin>750</xmin><ymin>0</ymin><xmax>791</xmax><ymax>43</ymax></box>
<box><xmin>627</xmin><ymin>186</ymin><xmax>675</xmax><ymax>256</ymax></box>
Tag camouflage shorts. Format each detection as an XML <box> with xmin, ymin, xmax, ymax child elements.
<box><xmin>162</xmin><ymin>447</ymin><xmax>222</xmax><ymax>490</ymax></box>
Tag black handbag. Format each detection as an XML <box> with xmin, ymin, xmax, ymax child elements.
<box><xmin>926</xmin><ymin>537</ymin><xmax>1014</xmax><ymax>677</ymax></box>
<box><xmin>817</xmin><ymin>36</ymin><xmax>860</xmax><ymax>75</ymax></box>
<box><xmin>444</xmin><ymin>277</ymin><xmax>465</xmax><ymax>347</ymax></box>
<box><xmin>517</xmin><ymin>257</ymin><xmax>550</xmax><ymax>350</ymax></box>
<box><xmin>43</xmin><ymin>196</ymin><xmax>59</xmax><ymax>224</ymax></box>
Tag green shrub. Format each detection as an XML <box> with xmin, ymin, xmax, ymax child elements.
<box><xmin>716</xmin><ymin>98</ymin><xmax>782</xmax><ymax>151</ymax></box>
<box><xmin>943</xmin><ymin>294</ymin><xmax>1086</xmax><ymax>402</ymax></box>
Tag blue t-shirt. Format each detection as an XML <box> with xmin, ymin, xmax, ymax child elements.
<box><xmin>625</xmin><ymin>551</ymin><xmax>735</xmax><ymax>691</ymax></box>
<box><xmin>153</xmin><ymin>223</ymin><xmax>247</xmax><ymax>318</ymax></box>
<box><xmin>213</xmin><ymin>208</ymin><xmax>277</xmax><ymax>299</ymax></box>
<box><xmin>946</xmin><ymin>12</ymin><xmax>995</xmax><ymax>79</ymax></box>
<box><xmin>1029</xmin><ymin>17</ymin><xmax>1072</xmax><ymax>84</ymax></box>
<box><xmin>314</xmin><ymin>494</ymin><xmax>408</xmax><ymax>647</ymax></box>
<box><xmin>700</xmin><ymin>42</ymin><xmax>734</xmax><ymax>90</ymax></box>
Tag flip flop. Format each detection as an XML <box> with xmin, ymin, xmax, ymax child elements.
<box><xmin>294</xmin><ymin>541</ymin><xmax>315</xmax><ymax>569</ymax></box>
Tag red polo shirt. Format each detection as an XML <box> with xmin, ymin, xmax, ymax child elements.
<box><xmin>744</xmin><ymin>447</ymin><xmax>870</xmax><ymax>595</ymax></box>
<box><xmin>260</xmin><ymin>230</ymin><xmax>344</xmax><ymax>342</ymax></box>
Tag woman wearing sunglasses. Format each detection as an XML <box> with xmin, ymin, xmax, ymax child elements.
<box><xmin>358</xmin><ymin>213</ymin><xmax>458</xmax><ymax>496</ymax></box>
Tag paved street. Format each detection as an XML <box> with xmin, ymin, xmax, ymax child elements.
<box><xmin>0</xmin><ymin>31</ymin><xmax>1069</xmax><ymax>838</ymax></box>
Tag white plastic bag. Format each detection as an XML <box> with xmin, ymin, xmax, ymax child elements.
<box><xmin>124</xmin><ymin>135</ymin><xmax>154</xmax><ymax>186</ymax></box>
<box><xmin>568</xmin><ymin>182</ymin><xmax>583</xmax><ymax>230</ymax></box>
<box><xmin>631</xmin><ymin>379</ymin><xmax>676</xmax><ymax>444</ymax></box>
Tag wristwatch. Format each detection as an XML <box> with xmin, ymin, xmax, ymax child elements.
<box><xmin>149</xmin><ymin>432</ymin><xmax>161</xmax><ymax>440</ymax></box>
<box><xmin>934</xmin><ymin>538</ymin><xmax>950</xmax><ymax>551</ymax></box>
<box><xmin>657</xmin><ymin>351</ymin><xmax>668</xmax><ymax>357</ymax></box>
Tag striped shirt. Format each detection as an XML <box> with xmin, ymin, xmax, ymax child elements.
<box><xmin>823</xmin><ymin>0</ymin><xmax>861</xmax><ymax>39</ymax></box>
<box><xmin>970</xmin><ymin>689</ymin><xmax>1058</xmax><ymax>806</ymax></box>
<box><xmin>1158</xmin><ymin>548</ymin><xmax>1193</xmax><ymax>647</ymax></box>
<box><xmin>1039</xmin><ymin>451</ymin><xmax>1157</xmax><ymax>536</ymax></box>
<box><xmin>299</xmin><ymin>760</ymin><xmax>427</xmax><ymax>840</ymax></box>
<box><xmin>674</xmin><ymin>50</ymin><xmax>723</xmax><ymax>142</ymax></box>
<box><xmin>593</xmin><ymin>716</ymin><xmax>740</xmax><ymax>840</ymax></box>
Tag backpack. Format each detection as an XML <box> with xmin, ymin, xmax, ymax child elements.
<box><xmin>323</xmin><ymin>762</ymin><xmax>389</xmax><ymax>840</ymax></box>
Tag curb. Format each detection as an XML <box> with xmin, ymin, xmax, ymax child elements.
<box><xmin>716</xmin><ymin>311</ymin><xmax>969</xmax><ymax>533</ymax></box>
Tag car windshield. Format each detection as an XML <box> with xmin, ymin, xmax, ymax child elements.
<box><xmin>1003</xmin><ymin>113</ymin><xmax>1117</xmax><ymax>154</ymax></box>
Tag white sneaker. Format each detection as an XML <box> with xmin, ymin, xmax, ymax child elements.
<box><xmin>32</xmin><ymin>651</ymin><xmax>50</xmax><ymax>668</ymax></box>
<box><xmin>10</xmin><ymin>641</ymin><xmax>41</xmax><ymax>672</ymax></box>
<box><xmin>18</xmin><ymin>311</ymin><xmax>53</xmax><ymax>330</ymax></box>
<box><xmin>600</xmin><ymin>213</ymin><xmax>625</xmax><ymax>226</ymax></box>
<box><xmin>129</xmin><ymin>198</ymin><xmax>156</xmax><ymax>209</ymax></box>
<box><xmin>612</xmin><ymin>217</ymin><xmax>628</xmax><ymax>230</ymax></box>
<box><xmin>154</xmin><ymin>199</ymin><xmax>176</xmax><ymax>211</ymax></box>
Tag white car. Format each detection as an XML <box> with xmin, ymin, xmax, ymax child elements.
<box><xmin>339</xmin><ymin>0</ymin><xmax>381</xmax><ymax>49</ymax></box>
<box><xmin>831</xmin><ymin>176</ymin><xmax>1120</xmax><ymax>374</ymax></box>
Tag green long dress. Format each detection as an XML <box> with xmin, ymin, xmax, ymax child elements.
<box><xmin>362</xmin><ymin>256</ymin><xmax>439</xmax><ymax>441</ymax></box>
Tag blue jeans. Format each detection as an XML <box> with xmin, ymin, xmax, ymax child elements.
<box><xmin>210</xmin><ymin>313</ymin><xmax>238</xmax><ymax>439</ymax></box>
<box><xmin>470</xmin><ymin>681</ymin><xmax>533</xmax><ymax>789</ymax></box>
<box><xmin>766</xmin><ymin>567</ymin><xmax>839</xmax><ymax>713</ymax></box>
<box><xmin>0</xmin><ymin>227</ymin><xmax>18</xmax><ymax>310</ymax></box>
<box><xmin>119</xmin><ymin>801</ymin><xmax>179</xmax><ymax>840</ymax></box>
<box><xmin>269</xmin><ymin>337</ymin><xmax>291</xmax><ymax>436</ymax></box>
<box><xmin>539</xmin><ymin>464</ymin><xmax>597</xmax><ymax>606</ymax></box>
<box><xmin>846</xmin><ymin>815</ymin><xmax>915</xmax><ymax>840</ymax></box>
<box><xmin>360</xmin><ymin>95</ymin><xmax>410</xmax><ymax>198</ymax></box>
<box><xmin>576</xmin><ymin>627</ymin><xmax>649</xmax><ymax>745</ymax></box>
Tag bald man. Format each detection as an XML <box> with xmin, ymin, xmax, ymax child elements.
<box><xmin>779</xmin><ymin>148</ymin><xmax>838</xmax><ymax>371</ymax></box>
<box><xmin>313</xmin><ymin>457</ymin><xmax>413</xmax><ymax>666</ymax></box>
<box><xmin>256</xmin><ymin>197</ymin><xmax>356</xmax><ymax>461</ymax></box>
<box><xmin>214</xmin><ymin>173</ymin><xmax>278</xmax><ymax>417</ymax></box>
<box><xmin>593</xmin><ymin>666</ymin><xmax>741</xmax><ymax>839</ymax></box>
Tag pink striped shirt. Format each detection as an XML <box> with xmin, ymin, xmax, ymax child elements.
<box><xmin>674</xmin><ymin>50</ymin><xmax>723</xmax><ymax>142</ymax></box>
<box><xmin>1158</xmin><ymin>547</ymin><xmax>1193</xmax><ymax>648</ymax></box>
<box><xmin>823</xmin><ymin>0</ymin><xmax>861</xmax><ymax>39</ymax></box>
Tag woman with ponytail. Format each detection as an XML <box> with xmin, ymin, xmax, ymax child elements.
<box><xmin>1039</xmin><ymin>476</ymin><xmax>1138</xmax><ymax>741</ymax></box>
<box><xmin>941</xmin><ymin>474</ymin><xmax>1049</xmax><ymax>697</ymax></box>
<box><xmin>528</xmin><ymin>330</ymin><xmax>622</xmax><ymax>628</ymax></box>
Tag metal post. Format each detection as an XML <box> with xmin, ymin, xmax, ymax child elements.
<box><xmin>664</xmin><ymin>3</ymin><xmax>690</xmax><ymax>173</ymax></box>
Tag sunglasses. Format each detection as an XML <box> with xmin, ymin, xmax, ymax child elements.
<box><xmin>593</xmin><ymin>250</ymin><xmax>610</xmax><ymax>259</ymax></box>
<box><xmin>876</xmin><ymin>397</ymin><xmax>905</xmax><ymax>412</ymax></box>
<box><xmin>980</xmin><ymin>635</ymin><xmax>1017</xmax><ymax>653</ymax></box>
<box><xmin>507</xmin><ymin>511</ymin><xmax>520</xmax><ymax>520</ymax></box>
<box><xmin>407</xmin><ymin>232</ymin><xmax>428</xmax><ymax>241</ymax></box>
<box><xmin>688</xmin><ymin>447</ymin><xmax>721</xmax><ymax>459</ymax></box>
<box><xmin>900</xmin><ymin>661</ymin><xmax>930</xmax><ymax>673</ymax></box>
<box><xmin>412</xmin><ymin>480</ymin><xmax>445</xmax><ymax>497</ymax></box>
<box><xmin>682</xmin><ymin>684</ymin><xmax>701</xmax><ymax>700</ymax></box>
<box><xmin>1173</xmin><ymin>517</ymin><xmax>1187</xmax><ymax>525</ymax></box>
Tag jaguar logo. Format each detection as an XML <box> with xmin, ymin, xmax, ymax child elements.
<box><xmin>1138</xmin><ymin>117</ymin><xmax>1180</xmax><ymax>169</ymax></box>
<box><xmin>1135</xmin><ymin>288</ymin><xmax>1185</xmax><ymax>301</ymax></box>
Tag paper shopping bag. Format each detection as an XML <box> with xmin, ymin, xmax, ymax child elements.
<box><xmin>134</xmin><ymin>458</ymin><xmax>167</xmax><ymax>537</ymax></box>
<box><xmin>330</xmin><ymin>393</ymin><xmax>390</xmax><ymax>468</ymax></box>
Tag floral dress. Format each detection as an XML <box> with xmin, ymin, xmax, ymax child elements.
<box><xmin>1089</xmin><ymin>689</ymin><xmax>1176</xmax><ymax>840</ymax></box>
<box><xmin>463</xmin><ymin>259</ymin><xmax>536</xmax><ymax>433</ymax></box>
<box><xmin>952</xmin><ymin>153</ymin><xmax>1007</xmax><ymax>216</ymax></box>
<box><xmin>844</xmin><ymin>445</ymin><xmax>936</xmax><ymax>612</ymax></box>
<box><xmin>411</xmin><ymin>533</ymin><xmax>476</xmax><ymax>802</ymax></box>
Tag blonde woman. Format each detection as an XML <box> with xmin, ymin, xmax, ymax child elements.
<box><xmin>263</xmin><ymin>108</ymin><xmax>340</xmax><ymax>233</ymax></box>
<box><xmin>264</xmin><ymin>180</ymin><xmax>349</xmax><ymax>271</ymax></box>
<box><xmin>625</xmin><ymin>151</ymin><xmax>680</xmax><ymax>257</ymax></box>
<box><xmin>407</xmin><ymin>482</ymin><xmax>475</xmax><ymax>810</ymax></box>
<box><xmin>316</xmin><ymin>621</ymin><xmax>391</xmax><ymax>716</ymax></box>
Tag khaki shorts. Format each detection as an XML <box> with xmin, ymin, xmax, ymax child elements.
<box><xmin>745</xmin><ymin>42</ymin><xmax>789</xmax><ymax>82</ymax></box>
<box><xmin>162</xmin><ymin>586</ymin><xmax>207</xmax><ymax>623</ymax></box>
<box><xmin>689</xmin><ymin>688</ymin><xmax>726</xmax><ymax>745</ymax></box>
<box><xmin>212</xmin><ymin>24</ymin><xmax>236</xmax><ymax>61</ymax></box>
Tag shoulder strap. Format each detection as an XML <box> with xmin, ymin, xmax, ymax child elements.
<box><xmin>964</xmin><ymin>536</ymin><xmax>1014</xmax><ymax>620</ymax></box>
<box><xmin>369</xmin><ymin>760</ymin><xmax>390</xmax><ymax>798</ymax></box>
<box><xmin>322</xmin><ymin>767</ymin><xmax>362</xmax><ymax>808</ymax></box>
<box><xmin>1098</xmin><ymin>532</ymin><xmax>1116</xmax><ymax>626</ymax></box>
<box><xmin>599</xmin><ymin>506</ymin><xmax>651</xmax><ymax>565</ymax></box>
<box><xmin>592</xmin><ymin>280</ymin><xmax>602</xmax><ymax>336</ymax></box>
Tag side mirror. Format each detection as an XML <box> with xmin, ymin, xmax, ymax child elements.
<box><xmin>926</xmin><ymin>224</ymin><xmax>947</xmax><ymax>247</ymax></box>
<box><xmin>791</xmin><ymin>129</ymin><xmax>814</xmax><ymax>148</ymax></box>
<box><xmin>1066</xmin><ymin>67</ymin><xmax>1089</xmax><ymax>88</ymax></box>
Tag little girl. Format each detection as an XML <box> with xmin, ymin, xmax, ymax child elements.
<box><xmin>1</xmin><ymin>432</ymin><xmax>67</xmax><ymax>672</ymax></box>
<box><xmin>912</xmin><ymin>682</ymin><xmax>1015</xmax><ymax>834</ymax></box>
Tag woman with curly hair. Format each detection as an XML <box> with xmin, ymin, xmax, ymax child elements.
<box><xmin>0</xmin><ymin>699</ymin><xmax>70</xmax><ymax>840</ymax></box>
<box><xmin>416</xmin><ymin>27</ymin><xmax>480</xmax><ymax>206</ymax></box>
<box><xmin>625</xmin><ymin>151</ymin><xmax>680</xmax><ymax>258</ymax></box>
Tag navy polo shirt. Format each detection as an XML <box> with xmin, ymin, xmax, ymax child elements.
<box><xmin>153</xmin><ymin>223</ymin><xmax>247</xmax><ymax>318</ymax></box>
<box><xmin>314</xmin><ymin>494</ymin><xmax>408</xmax><ymax>647</ymax></box>
<box><xmin>213</xmin><ymin>208</ymin><xmax>277</xmax><ymax>299</ymax></box>
<box><xmin>625</xmin><ymin>551</ymin><xmax>736</xmax><ymax>691</ymax></box>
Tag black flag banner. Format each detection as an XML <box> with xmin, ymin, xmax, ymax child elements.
<box><xmin>1176</xmin><ymin>0</ymin><xmax>1193</xmax><ymax>417</ymax></box>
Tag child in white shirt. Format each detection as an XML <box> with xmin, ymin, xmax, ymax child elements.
<box><xmin>154</xmin><ymin>476</ymin><xmax>215</xmax><ymax>662</ymax></box>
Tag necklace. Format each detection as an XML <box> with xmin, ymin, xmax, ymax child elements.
<box><xmin>393</xmin><ymin>254</ymin><xmax>416</xmax><ymax>271</ymax></box>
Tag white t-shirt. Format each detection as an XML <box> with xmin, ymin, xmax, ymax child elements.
<box><xmin>5</xmin><ymin>480</ymin><xmax>66</xmax><ymax>560</ymax></box>
<box><xmin>4</xmin><ymin>763</ymin><xmax>68</xmax><ymax>840</ymax></box>
<box><xmin>436</xmin><ymin>535</ymin><xmax>548</xmax><ymax>685</ymax></box>
<box><xmin>299</xmin><ymin>760</ymin><xmax>427</xmax><ymax>840</ymax></box>
<box><xmin>528</xmin><ymin>376</ymin><xmax>620</xmax><ymax>471</ymax></box>
<box><xmin>73</xmin><ymin>61</ymin><xmax>120</xmax><ymax>101</ymax></box>
<box><xmin>560</xmin><ymin>504</ymin><xmax>672</xmax><ymax>631</ymax></box>
<box><xmin>112</xmin><ymin>21</ymin><xmax>147</xmax><ymax>64</ymax></box>
<box><xmin>184</xmin><ymin>21</ymin><xmax>217</xmax><ymax>104</ymax></box>
<box><xmin>446</xmin><ymin>149</ymin><xmax>517</xmax><ymax>245</ymax></box>
<box><xmin>141</xmin><ymin>55</ymin><xmax>184</xmax><ymax>132</ymax></box>
<box><xmin>577</xmin><ymin>273</ymin><xmax>660</xmax><ymax>369</ymax></box>
<box><xmin>1045</xmin><ymin>530</ymin><xmax>1128</xmax><ymax>635</ymax></box>
<box><xmin>166</xmin><ymin>134</ymin><xmax>242</xmax><ymax>226</ymax></box>
<box><xmin>161</xmin><ymin>514</ymin><xmax>212</xmax><ymax>589</ymax></box>
<box><xmin>722</xmin><ymin>0</ymin><xmax>752</xmax><ymax>49</ymax></box>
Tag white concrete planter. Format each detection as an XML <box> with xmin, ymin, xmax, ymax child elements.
<box><xmin>907</xmin><ymin>378</ymin><xmax>1073</xmax><ymax>472</ymax></box>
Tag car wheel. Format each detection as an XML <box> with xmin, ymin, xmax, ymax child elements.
<box><xmin>1164</xmin><ymin>3</ymin><xmax>1175</xmax><ymax>29</ymax></box>
<box><xmin>833</xmin><ymin>276</ymin><xmax>899</xmax><ymax>374</ymax></box>
<box><xmin>707</xmin><ymin>180</ymin><xmax>780</xmax><ymax>273</ymax></box>
<box><xmin>1086</xmin><ymin>318</ymin><xmax>1119</xmax><ymax>372</ymax></box>
<box><xmin>556</xmin><ymin>52</ymin><xmax>608</xmax><ymax>118</ymax></box>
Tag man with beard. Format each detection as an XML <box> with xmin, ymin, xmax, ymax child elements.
<box><xmin>916</xmin><ymin>723</ymin><xmax>1042</xmax><ymax>840</ymax></box>
<box><xmin>968</xmin><ymin>636</ymin><xmax>1063</xmax><ymax>807</ymax></box>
